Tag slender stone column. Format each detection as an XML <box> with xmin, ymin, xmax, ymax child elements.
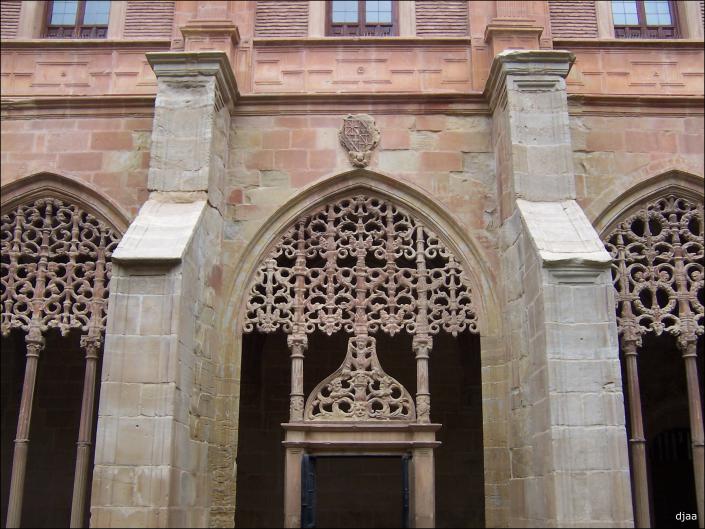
<box><xmin>413</xmin><ymin>335</ymin><xmax>432</xmax><ymax>424</ymax></box>
<box><xmin>287</xmin><ymin>335</ymin><xmax>307</xmax><ymax>422</ymax></box>
<box><xmin>680</xmin><ymin>338</ymin><xmax>704</xmax><ymax>528</ymax></box>
<box><xmin>621</xmin><ymin>339</ymin><xmax>650</xmax><ymax>528</ymax></box>
<box><xmin>69</xmin><ymin>335</ymin><xmax>101</xmax><ymax>528</ymax></box>
<box><xmin>6</xmin><ymin>330</ymin><xmax>45</xmax><ymax>528</ymax></box>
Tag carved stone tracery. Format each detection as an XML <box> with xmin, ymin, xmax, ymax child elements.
<box><xmin>604</xmin><ymin>194</ymin><xmax>704</xmax><ymax>346</ymax></box>
<box><xmin>1</xmin><ymin>197</ymin><xmax>121</xmax><ymax>339</ymax></box>
<box><xmin>307</xmin><ymin>335</ymin><xmax>415</xmax><ymax>421</ymax></box>
<box><xmin>244</xmin><ymin>194</ymin><xmax>479</xmax><ymax>423</ymax></box>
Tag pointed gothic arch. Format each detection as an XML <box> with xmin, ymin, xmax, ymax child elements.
<box><xmin>218</xmin><ymin>168</ymin><xmax>504</xmax><ymax>528</ymax></box>
<box><xmin>596</xmin><ymin>170</ymin><xmax>704</xmax><ymax>528</ymax></box>
<box><xmin>1</xmin><ymin>172</ymin><xmax>126</xmax><ymax>528</ymax></box>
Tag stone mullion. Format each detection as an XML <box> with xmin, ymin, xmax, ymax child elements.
<box><xmin>621</xmin><ymin>337</ymin><xmax>650</xmax><ymax>528</ymax></box>
<box><xmin>70</xmin><ymin>335</ymin><xmax>101</xmax><ymax>528</ymax></box>
<box><xmin>69</xmin><ymin>245</ymin><xmax>107</xmax><ymax>528</ymax></box>
<box><xmin>6</xmin><ymin>203</ymin><xmax>52</xmax><ymax>528</ymax></box>
<box><xmin>287</xmin><ymin>221</ymin><xmax>308</xmax><ymax>422</ymax></box>
<box><xmin>672</xmin><ymin>226</ymin><xmax>705</xmax><ymax>528</ymax></box>
<box><xmin>413</xmin><ymin>224</ymin><xmax>432</xmax><ymax>424</ymax></box>
<box><xmin>5</xmin><ymin>331</ymin><xmax>45</xmax><ymax>528</ymax></box>
<box><xmin>616</xmin><ymin>233</ymin><xmax>651</xmax><ymax>529</ymax></box>
<box><xmin>352</xmin><ymin>218</ymin><xmax>370</xmax><ymax>337</ymax></box>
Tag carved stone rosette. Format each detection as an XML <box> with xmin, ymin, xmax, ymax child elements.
<box><xmin>244</xmin><ymin>194</ymin><xmax>478</xmax><ymax>424</ymax></box>
<box><xmin>339</xmin><ymin>114</ymin><xmax>380</xmax><ymax>168</ymax></box>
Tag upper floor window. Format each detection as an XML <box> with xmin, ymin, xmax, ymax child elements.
<box><xmin>327</xmin><ymin>1</ymin><xmax>398</xmax><ymax>36</ymax></box>
<box><xmin>612</xmin><ymin>1</ymin><xmax>679</xmax><ymax>38</ymax></box>
<box><xmin>45</xmin><ymin>0</ymin><xmax>110</xmax><ymax>38</ymax></box>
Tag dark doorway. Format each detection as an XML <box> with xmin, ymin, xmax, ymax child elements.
<box><xmin>302</xmin><ymin>454</ymin><xmax>410</xmax><ymax>529</ymax></box>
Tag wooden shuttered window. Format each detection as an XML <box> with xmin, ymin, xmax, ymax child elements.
<box><xmin>255</xmin><ymin>1</ymin><xmax>309</xmax><ymax>38</ymax></box>
<box><xmin>415</xmin><ymin>1</ymin><xmax>468</xmax><ymax>37</ymax></box>
<box><xmin>123</xmin><ymin>0</ymin><xmax>175</xmax><ymax>39</ymax></box>
<box><xmin>0</xmin><ymin>1</ymin><xmax>22</xmax><ymax>39</ymax></box>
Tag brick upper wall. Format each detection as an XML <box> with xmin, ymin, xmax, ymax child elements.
<box><xmin>0</xmin><ymin>1</ymin><xmax>21</xmax><ymax>39</ymax></box>
<box><xmin>549</xmin><ymin>0</ymin><xmax>599</xmax><ymax>38</ymax></box>
<box><xmin>123</xmin><ymin>1</ymin><xmax>175</xmax><ymax>39</ymax></box>
<box><xmin>255</xmin><ymin>1</ymin><xmax>308</xmax><ymax>38</ymax></box>
<box><xmin>415</xmin><ymin>1</ymin><xmax>469</xmax><ymax>36</ymax></box>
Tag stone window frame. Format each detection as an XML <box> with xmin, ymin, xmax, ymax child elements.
<box><xmin>43</xmin><ymin>0</ymin><xmax>111</xmax><ymax>38</ymax></box>
<box><xmin>595</xmin><ymin>0</ymin><xmax>704</xmax><ymax>39</ymax></box>
<box><xmin>610</xmin><ymin>0</ymin><xmax>680</xmax><ymax>39</ymax></box>
<box><xmin>325</xmin><ymin>0</ymin><xmax>399</xmax><ymax>36</ymax></box>
<box><xmin>309</xmin><ymin>0</ymin><xmax>415</xmax><ymax>37</ymax></box>
<box><xmin>12</xmin><ymin>1</ymin><xmax>125</xmax><ymax>40</ymax></box>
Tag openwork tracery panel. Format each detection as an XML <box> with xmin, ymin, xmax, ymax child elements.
<box><xmin>244</xmin><ymin>195</ymin><xmax>478</xmax><ymax>337</ymax></box>
<box><xmin>1</xmin><ymin>197</ymin><xmax>121</xmax><ymax>338</ymax></box>
<box><xmin>244</xmin><ymin>194</ymin><xmax>479</xmax><ymax>422</ymax></box>
<box><xmin>604</xmin><ymin>194</ymin><xmax>704</xmax><ymax>346</ymax></box>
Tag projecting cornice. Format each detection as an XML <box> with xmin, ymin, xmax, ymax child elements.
<box><xmin>484</xmin><ymin>49</ymin><xmax>576</xmax><ymax>113</ymax></box>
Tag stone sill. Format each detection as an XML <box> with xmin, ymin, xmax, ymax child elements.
<box><xmin>553</xmin><ymin>37</ymin><xmax>704</xmax><ymax>48</ymax></box>
<box><xmin>253</xmin><ymin>36</ymin><xmax>472</xmax><ymax>47</ymax></box>
<box><xmin>0</xmin><ymin>38</ymin><xmax>171</xmax><ymax>49</ymax></box>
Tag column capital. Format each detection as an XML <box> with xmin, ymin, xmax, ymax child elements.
<box><xmin>485</xmin><ymin>50</ymin><xmax>575</xmax><ymax>112</ymax></box>
<box><xmin>146</xmin><ymin>51</ymin><xmax>239</xmax><ymax>113</ymax></box>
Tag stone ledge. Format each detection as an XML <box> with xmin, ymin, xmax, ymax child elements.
<box><xmin>112</xmin><ymin>199</ymin><xmax>206</xmax><ymax>264</ymax></box>
<box><xmin>516</xmin><ymin>199</ymin><xmax>611</xmax><ymax>268</ymax></box>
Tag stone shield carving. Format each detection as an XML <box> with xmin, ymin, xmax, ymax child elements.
<box><xmin>339</xmin><ymin>114</ymin><xmax>380</xmax><ymax>168</ymax></box>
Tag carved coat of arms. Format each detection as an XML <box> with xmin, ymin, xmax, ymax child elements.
<box><xmin>339</xmin><ymin>114</ymin><xmax>380</xmax><ymax>168</ymax></box>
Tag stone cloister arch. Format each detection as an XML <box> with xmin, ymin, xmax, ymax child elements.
<box><xmin>597</xmin><ymin>171</ymin><xmax>704</xmax><ymax>528</ymax></box>
<box><xmin>1</xmin><ymin>173</ymin><xmax>127</xmax><ymax>528</ymax></box>
<box><xmin>219</xmin><ymin>169</ymin><xmax>505</xmax><ymax>528</ymax></box>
